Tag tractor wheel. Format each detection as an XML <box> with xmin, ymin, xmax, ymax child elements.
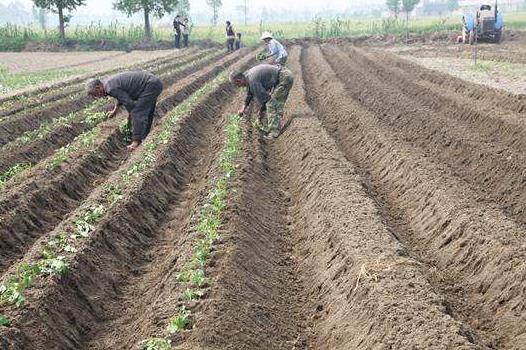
<box><xmin>494</xmin><ymin>31</ymin><xmax>502</xmax><ymax>43</ymax></box>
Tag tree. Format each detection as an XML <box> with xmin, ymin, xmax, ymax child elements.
<box><xmin>447</xmin><ymin>0</ymin><xmax>459</xmax><ymax>12</ymax></box>
<box><xmin>175</xmin><ymin>0</ymin><xmax>190</xmax><ymax>17</ymax></box>
<box><xmin>236</xmin><ymin>0</ymin><xmax>248</xmax><ymax>25</ymax></box>
<box><xmin>32</xmin><ymin>0</ymin><xmax>85</xmax><ymax>40</ymax></box>
<box><xmin>401</xmin><ymin>0</ymin><xmax>420</xmax><ymax>40</ymax></box>
<box><xmin>32</xmin><ymin>5</ymin><xmax>48</xmax><ymax>29</ymax></box>
<box><xmin>386</xmin><ymin>0</ymin><xmax>401</xmax><ymax>17</ymax></box>
<box><xmin>206</xmin><ymin>0</ymin><xmax>222</xmax><ymax>26</ymax></box>
<box><xmin>114</xmin><ymin>0</ymin><xmax>179</xmax><ymax>41</ymax></box>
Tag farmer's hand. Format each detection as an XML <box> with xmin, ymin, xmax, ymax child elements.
<box><xmin>108</xmin><ymin>104</ymin><xmax>120</xmax><ymax>118</ymax></box>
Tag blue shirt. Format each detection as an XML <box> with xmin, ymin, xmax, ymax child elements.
<box><xmin>267</xmin><ymin>39</ymin><xmax>288</xmax><ymax>62</ymax></box>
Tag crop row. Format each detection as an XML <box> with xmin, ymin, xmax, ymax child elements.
<box><xmin>139</xmin><ymin>113</ymin><xmax>243</xmax><ymax>350</ymax></box>
<box><xmin>0</xmin><ymin>49</ymin><xmax>208</xmax><ymax>119</ymax></box>
<box><xmin>0</xmin><ymin>50</ymin><xmax>190</xmax><ymax>107</ymax></box>
<box><xmin>0</xmin><ymin>72</ymin><xmax>228</xmax><ymax>327</ymax></box>
<box><xmin>0</xmin><ymin>98</ymin><xmax>111</xmax><ymax>188</ymax></box>
<box><xmin>0</xmin><ymin>52</ymin><xmax>223</xmax><ymax>191</ymax></box>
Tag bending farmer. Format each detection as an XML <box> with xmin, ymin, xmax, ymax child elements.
<box><xmin>230</xmin><ymin>64</ymin><xmax>294</xmax><ymax>139</ymax></box>
<box><xmin>260</xmin><ymin>32</ymin><xmax>288</xmax><ymax>66</ymax></box>
<box><xmin>86</xmin><ymin>71</ymin><xmax>163</xmax><ymax>151</ymax></box>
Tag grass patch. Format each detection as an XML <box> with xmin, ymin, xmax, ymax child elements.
<box><xmin>1</xmin><ymin>12</ymin><xmax>526</xmax><ymax>51</ymax></box>
<box><xmin>0</xmin><ymin>65</ymin><xmax>87</xmax><ymax>93</ymax></box>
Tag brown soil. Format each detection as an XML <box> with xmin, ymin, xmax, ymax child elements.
<box><xmin>302</xmin><ymin>44</ymin><xmax>526</xmax><ymax>348</ymax></box>
<box><xmin>0</xmin><ymin>50</ymin><xmax>224</xmax><ymax>172</ymax></box>
<box><xmin>1</xmin><ymin>41</ymin><xmax>526</xmax><ymax>350</ymax></box>
<box><xmin>0</xmin><ymin>49</ymin><xmax>247</xmax><ymax>277</ymax></box>
<box><xmin>0</xmin><ymin>50</ymin><xmax>219</xmax><ymax>146</ymax></box>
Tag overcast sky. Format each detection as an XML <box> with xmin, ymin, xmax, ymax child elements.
<box><xmin>1</xmin><ymin>0</ymin><xmax>354</xmax><ymax>15</ymax></box>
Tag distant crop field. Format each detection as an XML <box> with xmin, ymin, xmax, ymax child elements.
<box><xmin>1</xmin><ymin>12</ymin><xmax>525</xmax><ymax>51</ymax></box>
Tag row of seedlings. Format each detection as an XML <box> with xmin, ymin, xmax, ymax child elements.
<box><xmin>0</xmin><ymin>49</ymin><xmax>215</xmax><ymax>124</ymax></box>
<box><xmin>139</xmin><ymin>113</ymin><xmax>243</xmax><ymax>350</ymax></box>
<box><xmin>0</xmin><ymin>50</ymin><xmax>201</xmax><ymax>118</ymax></box>
<box><xmin>0</xmin><ymin>52</ymin><xmax>223</xmax><ymax>191</ymax></box>
<box><xmin>0</xmin><ymin>73</ymin><xmax>229</xmax><ymax>327</ymax></box>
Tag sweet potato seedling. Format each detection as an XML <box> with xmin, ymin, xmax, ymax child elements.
<box><xmin>0</xmin><ymin>314</ymin><xmax>10</xmax><ymax>327</ymax></box>
<box><xmin>167</xmin><ymin>306</ymin><xmax>193</xmax><ymax>333</ymax></box>
<box><xmin>139</xmin><ymin>338</ymin><xmax>172</xmax><ymax>350</ymax></box>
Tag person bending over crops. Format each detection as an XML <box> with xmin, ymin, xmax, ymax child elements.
<box><xmin>260</xmin><ymin>32</ymin><xmax>288</xmax><ymax>67</ymax></box>
<box><xmin>230</xmin><ymin>64</ymin><xmax>294</xmax><ymax>139</ymax></box>
<box><xmin>85</xmin><ymin>71</ymin><xmax>163</xmax><ymax>151</ymax></box>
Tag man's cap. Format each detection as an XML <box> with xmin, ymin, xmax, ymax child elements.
<box><xmin>260</xmin><ymin>31</ymin><xmax>273</xmax><ymax>40</ymax></box>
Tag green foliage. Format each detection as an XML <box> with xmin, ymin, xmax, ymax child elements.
<box><xmin>167</xmin><ymin>306</ymin><xmax>192</xmax><ymax>333</ymax></box>
<box><xmin>114</xmin><ymin>0</ymin><xmax>179</xmax><ymax>18</ymax></box>
<box><xmin>402</xmin><ymin>0</ymin><xmax>421</xmax><ymax>14</ymax></box>
<box><xmin>0</xmin><ymin>67</ymin><xmax>86</xmax><ymax>93</ymax></box>
<box><xmin>0</xmin><ymin>263</ymin><xmax>41</xmax><ymax>307</ymax></box>
<box><xmin>33</xmin><ymin>0</ymin><xmax>85</xmax><ymax>13</ymax></box>
<box><xmin>0</xmin><ymin>163</ymin><xmax>31</xmax><ymax>189</ymax></box>
<box><xmin>447</xmin><ymin>0</ymin><xmax>459</xmax><ymax>12</ymax></box>
<box><xmin>386</xmin><ymin>0</ymin><xmax>401</xmax><ymax>17</ymax></box>
<box><xmin>139</xmin><ymin>338</ymin><xmax>172</xmax><ymax>350</ymax></box>
<box><xmin>206</xmin><ymin>0</ymin><xmax>222</xmax><ymax>26</ymax></box>
<box><xmin>0</xmin><ymin>314</ymin><xmax>10</xmax><ymax>327</ymax></box>
<box><xmin>183</xmin><ymin>288</ymin><xmax>204</xmax><ymax>301</ymax></box>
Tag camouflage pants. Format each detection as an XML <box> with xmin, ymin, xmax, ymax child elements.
<box><xmin>266</xmin><ymin>68</ymin><xmax>294</xmax><ymax>135</ymax></box>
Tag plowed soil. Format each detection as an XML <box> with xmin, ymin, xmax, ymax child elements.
<box><xmin>1</xmin><ymin>41</ymin><xmax>526</xmax><ymax>350</ymax></box>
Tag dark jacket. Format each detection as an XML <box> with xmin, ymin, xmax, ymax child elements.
<box><xmin>103</xmin><ymin>71</ymin><xmax>159</xmax><ymax>112</ymax></box>
<box><xmin>244</xmin><ymin>64</ymin><xmax>280</xmax><ymax>107</ymax></box>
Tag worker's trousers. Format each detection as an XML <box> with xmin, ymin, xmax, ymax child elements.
<box><xmin>130</xmin><ymin>78</ymin><xmax>163</xmax><ymax>142</ymax></box>
<box><xmin>266</xmin><ymin>68</ymin><xmax>294</xmax><ymax>135</ymax></box>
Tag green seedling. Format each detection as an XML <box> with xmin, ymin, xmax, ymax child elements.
<box><xmin>40</xmin><ymin>256</ymin><xmax>69</xmax><ymax>276</ymax></box>
<box><xmin>139</xmin><ymin>338</ymin><xmax>172</xmax><ymax>350</ymax></box>
<box><xmin>0</xmin><ymin>314</ymin><xmax>10</xmax><ymax>327</ymax></box>
<box><xmin>183</xmin><ymin>288</ymin><xmax>204</xmax><ymax>301</ymax></box>
<box><xmin>167</xmin><ymin>306</ymin><xmax>192</xmax><ymax>333</ymax></box>
<box><xmin>0</xmin><ymin>162</ymin><xmax>31</xmax><ymax>189</ymax></box>
<box><xmin>192</xmin><ymin>239</ymin><xmax>211</xmax><ymax>266</ymax></box>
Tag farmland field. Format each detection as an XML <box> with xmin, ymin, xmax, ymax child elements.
<box><xmin>1</xmin><ymin>37</ymin><xmax>526</xmax><ymax>350</ymax></box>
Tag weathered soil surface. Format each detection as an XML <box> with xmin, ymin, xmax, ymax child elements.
<box><xmin>1</xmin><ymin>41</ymin><xmax>526</xmax><ymax>350</ymax></box>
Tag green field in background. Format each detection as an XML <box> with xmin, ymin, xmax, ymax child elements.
<box><xmin>0</xmin><ymin>11</ymin><xmax>525</xmax><ymax>51</ymax></box>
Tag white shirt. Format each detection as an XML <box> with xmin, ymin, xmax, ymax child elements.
<box><xmin>267</xmin><ymin>39</ymin><xmax>288</xmax><ymax>61</ymax></box>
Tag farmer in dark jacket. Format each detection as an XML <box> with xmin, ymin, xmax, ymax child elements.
<box><xmin>230</xmin><ymin>64</ymin><xmax>294</xmax><ymax>139</ymax></box>
<box><xmin>85</xmin><ymin>71</ymin><xmax>163</xmax><ymax>151</ymax></box>
<box><xmin>173</xmin><ymin>15</ymin><xmax>185</xmax><ymax>49</ymax></box>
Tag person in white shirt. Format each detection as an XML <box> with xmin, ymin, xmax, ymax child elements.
<box><xmin>260</xmin><ymin>32</ymin><xmax>288</xmax><ymax>66</ymax></box>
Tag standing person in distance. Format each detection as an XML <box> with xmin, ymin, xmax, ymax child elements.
<box><xmin>226</xmin><ymin>21</ymin><xmax>236</xmax><ymax>52</ymax></box>
<box><xmin>260</xmin><ymin>32</ymin><xmax>288</xmax><ymax>66</ymax></box>
<box><xmin>235</xmin><ymin>32</ymin><xmax>242</xmax><ymax>50</ymax></box>
<box><xmin>182</xmin><ymin>17</ymin><xmax>191</xmax><ymax>48</ymax></box>
<box><xmin>85</xmin><ymin>71</ymin><xmax>163</xmax><ymax>151</ymax></box>
<box><xmin>173</xmin><ymin>15</ymin><xmax>185</xmax><ymax>49</ymax></box>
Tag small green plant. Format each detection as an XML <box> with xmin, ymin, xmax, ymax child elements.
<box><xmin>183</xmin><ymin>288</ymin><xmax>204</xmax><ymax>301</ymax></box>
<box><xmin>139</xmin><ymin>338</ymin><xmax>172</xmax><ymax>350</ymax></box>
<box><xmin>0</xmin><ymin>162</ymin><xmax>31</xmax><ymax>189</ymax></box>
<box><xmin>167</xmin><ymin>306</ymin><xmax>192</xmax><ymax>333</ymax></box>
<box><xmin>0</xmin><ymin>314</ymin><xmax>10</xmax><ymax>327</ymax></box>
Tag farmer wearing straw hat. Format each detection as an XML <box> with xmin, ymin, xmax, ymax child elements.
<box><xmin>259</xmin><ymin>32</ymin><xmax>288</xmax><ymax>66</ymax></box>
<box><xmin>229</xmin><ymin>64</ymin><xmax>294</xmax><ymax>139</ymax></box>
